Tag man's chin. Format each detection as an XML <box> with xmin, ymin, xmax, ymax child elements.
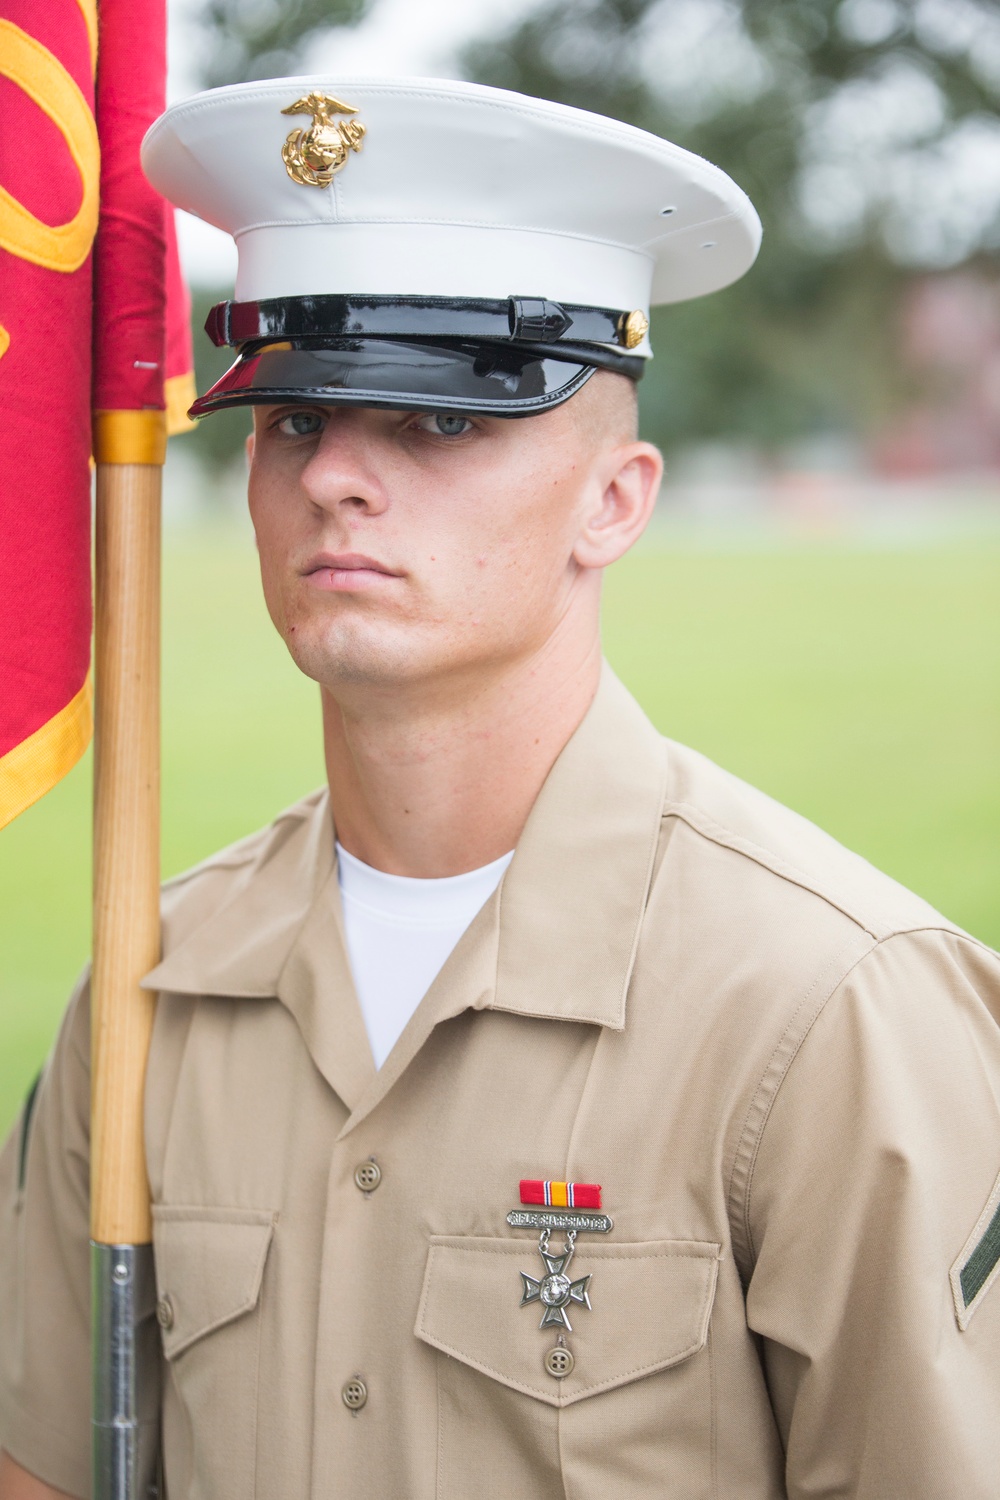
<box><xmin>283</xmin><ymin>624</ymin><xmax>426</xmax><ymax>691</ymax></box>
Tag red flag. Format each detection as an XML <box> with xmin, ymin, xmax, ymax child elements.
<box><xmin>0</xmin><ymin>0</ymin><xmax>98</xmax><ymax>827</ymax></box>
<box><xmin>0</xmin><ymin>0</ymin><xmax>193</xmax><ymax>829</ymax></box>
<box><xmin>92</xmin><ymin>0</ymin><xmax>192</xmax><ymax>453</ymax></box>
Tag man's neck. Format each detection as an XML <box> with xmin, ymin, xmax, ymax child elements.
<box><xmin>321</xmin><ymin>637</ymin><xmax>602</xmax><ymax>877</ymax></box>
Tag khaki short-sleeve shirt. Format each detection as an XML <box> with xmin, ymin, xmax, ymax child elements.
<box><xmin>3</xmin><ymin>668</ymin><xmax>1000</xmax><ymax>1499</ymax></box>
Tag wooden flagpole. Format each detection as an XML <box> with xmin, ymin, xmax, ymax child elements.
<box><xmin>91</xmin><ymin>411</ymin><xmax>165</xmax><ymax>1499</ymax></box>
<box><xmin>87</xmin><ymin>0</ymin><xmax>180</xmax><ymax>1479</ymax></box>
<box><xmin>92</xmin><ymin>425</ymin><xmax>162</xmax><ymax>1246</ymax></box>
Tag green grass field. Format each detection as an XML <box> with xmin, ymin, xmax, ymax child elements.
<box><xmin>1</xmin><ymin>520</ymin><xmax>998</xmax><ymax>1134</ymax></box>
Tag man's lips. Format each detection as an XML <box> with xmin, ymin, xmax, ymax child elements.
<box><xmin>302</xmin><ymin>552</ymin><xmax>402</xmax><ymax>592</ymax></box>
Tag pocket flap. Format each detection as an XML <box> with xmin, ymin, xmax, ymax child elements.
<box><xmin>416</xmin><ymin>1236</ymin><xmax>720</xmax><ymax>1407</ymax></box>
<box><xmin>152</xmin><ymin>1205</ymin><xmax>276</xmax><ymax>1359</ymax></box>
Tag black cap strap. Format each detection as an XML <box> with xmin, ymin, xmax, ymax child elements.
<box><xmin>205</xmin><ymin>294</ymin><xmax>634</xmax><ymax>351</ymax></box>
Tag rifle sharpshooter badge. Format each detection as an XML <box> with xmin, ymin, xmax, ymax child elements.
<box><xmin>281</xmin><ymin>93</ymin><xmax>366</xmax><ymax>187</ymax></box>
<box><xmin>509</xmin><ymin>1181</ymin><xmax>611</xmax><ymax>1333</ymax></box>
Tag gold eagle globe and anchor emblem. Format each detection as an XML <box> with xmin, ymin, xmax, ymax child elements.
<box><xmin>280</xmin><ymin>92</ymin><xmax>366</xmax><ymax>187</ymax></box>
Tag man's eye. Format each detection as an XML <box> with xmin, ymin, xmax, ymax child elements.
<box><xmin>416</xmin><ymin>413</ymin><xmax>474</xmax><ymax>437</ymax></box>
<box><xmin>278</xmin><ymin>411</ymin><xmax>324</xmax><ymax>436</ymax></box>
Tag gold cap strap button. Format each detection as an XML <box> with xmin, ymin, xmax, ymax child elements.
<box><xmin>617</xmin><ymin>309</ymin><xmax>649</xmax><ymax>349</ymax></box>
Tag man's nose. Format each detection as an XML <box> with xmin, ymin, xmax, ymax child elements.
<box><xmin>299</xmin><ymin>415</ymin><xmax>391</xmax><ymax>517</ymax></box>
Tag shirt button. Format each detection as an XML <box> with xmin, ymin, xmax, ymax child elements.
<box><xmin>354</xmin><ymin>1159</ymin><xmax>382</xmax><ymax>1192</ymax></box>
<box><xmin>544</xmin><ymin>1345</ymin><xmax>574</xmax><ymax>1379</ymax></box>
<box><xmin>342</xmin><ymin>1377</ymin><xmax>368</xmax><ymax>1411</ymax></box>
<box><xmin>155</xmin><ymin>1296</ymin><xmax>175</xmax><ymax>1331</ymax></box>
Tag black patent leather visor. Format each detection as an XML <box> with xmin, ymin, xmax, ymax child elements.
<box><xmin>189</xmin><ymin>337</ymin><xmax>602</xmax><ymax>418</ymax></box>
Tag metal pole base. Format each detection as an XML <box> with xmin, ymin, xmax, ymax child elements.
<box><xmin>92</xmin><ymin>1243</ymin><xmax>162</xmax><ymax>1500</ymax></box>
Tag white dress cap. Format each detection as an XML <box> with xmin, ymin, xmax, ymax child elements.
<box><xmin>142</xmin><ymin>76</ymin><xmax>762</xmax><ymax>418</ymax></box>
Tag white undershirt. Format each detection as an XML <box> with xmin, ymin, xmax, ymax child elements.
<box><xmin>337</xmin><ymin>842</ymin><xmax>514</xmax><ymax>1069</ymax></box>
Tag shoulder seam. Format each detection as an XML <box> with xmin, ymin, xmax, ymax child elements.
<box><xmin>161</xmin><ymin>846</ymin><xmax>260</xmax><ymax>892</ymax></box>
<box><xmin>663</xmin><ymin>800</ymin><xmax>953</xmax><ymax>942</ymax></box>
<box><xmin>873</xmin><ymin>925</ymin><xmax>999</xmax><ymax>962</ymax></box>
<box><xmin>160</xmin><ymin>801</ymin><xmax>320</xmax><ymax>894</ymax></box>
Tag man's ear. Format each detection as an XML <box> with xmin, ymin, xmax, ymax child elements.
<box><xmin>245</xmin><ymin>430</ymin><xmax>255</xmax><ymax>467</ymax></box>
<box><xmin>572</xmin><ymin>442</ymin><xmax>663</xmax><ymax>570</ymax></box>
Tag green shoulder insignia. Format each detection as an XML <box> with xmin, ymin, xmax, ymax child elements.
<box><xmin>951</xmin><ymin>1168</ymin><xmax>1000</xmax><ymax>1330</ymax></box>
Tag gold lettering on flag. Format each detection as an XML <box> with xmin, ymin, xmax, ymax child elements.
<box><xmin>74</xmin><ymin>0</ymin><xmax>97</xmax><ymax>73</ymax></box>
<box><xmin>0</xmin><ymin>19</ymin><xmax>99</xmax><ymax>272</ymax></box>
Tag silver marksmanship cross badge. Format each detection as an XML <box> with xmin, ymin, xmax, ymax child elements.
<box><xmin>509</xmin><ymin>1186</ymin><xmax>612</xmax><ymax>1336</ymax></box>
<box><xmin>519</xmin><ymin>1227</ymin><xmax>592</xmax><ymax>1331</ymax></box>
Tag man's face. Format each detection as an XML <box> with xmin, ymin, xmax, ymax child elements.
<box><xmin>247</xmin><ymin>374</ymin><xmax>654</xmax><ymax>695</ymax></box>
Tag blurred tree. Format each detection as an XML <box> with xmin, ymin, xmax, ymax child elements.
<box><xmin>462</xmin><ymin>0</ymin><xmax>1000</xmax><ymax>454</ymax></box>
<box><xmin>181</xmin><ymin>0</ymin><xmax>1000</xmax><ymax>460</ymax></box>
<box><xmin>197</xmin><ymin>0</ymin><xmax>371</xmax><ymax>90</ymax></box>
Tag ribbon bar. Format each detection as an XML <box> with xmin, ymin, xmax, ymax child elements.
<box><xmin>520</xmin><ymin>1179</ymin><xmax>602</xmax><ymax>1210</ymax></box>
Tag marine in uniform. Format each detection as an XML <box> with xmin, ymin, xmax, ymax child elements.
<box><xmin>2</xmin><ymin>77</ymin><xmax>1000</xmax><ymax>1500</ymax></box>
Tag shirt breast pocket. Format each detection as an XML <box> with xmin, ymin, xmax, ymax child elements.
<box><xmin>152</xmin><ymin>1204</ymin><xmax>276</xmax><ymax>1500</ymax></box>
<box><xmin>416</xmin><ymin>1235</ymin><xmax>721</xmax><ymax>1500</ymax></box>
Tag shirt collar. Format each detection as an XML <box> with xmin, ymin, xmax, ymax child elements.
<box><xmin>144</xmin><ymin>663</ymin><xmax>667</xmax><ymax>1040</ymax></box>
<box><xmin>491</xmin><ymin>664</ymin><xmax>666</xmax><ymax>1029</ymax></box>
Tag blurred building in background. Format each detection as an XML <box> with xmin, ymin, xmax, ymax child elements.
<box><xmin>166</xmin><ymin>0</ymin><xmax>1000</xmax><ymax>523</ymax></box>
<box><xmin>876</xmin><ymin>271</ymin><xmax>1000</xmax><ymax>475</ymax></box>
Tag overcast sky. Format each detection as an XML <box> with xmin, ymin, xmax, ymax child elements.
<box><xmin>168</xmin><ymin>0</ymin><xmax>540</xmax><ymax>285</ymax></box>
